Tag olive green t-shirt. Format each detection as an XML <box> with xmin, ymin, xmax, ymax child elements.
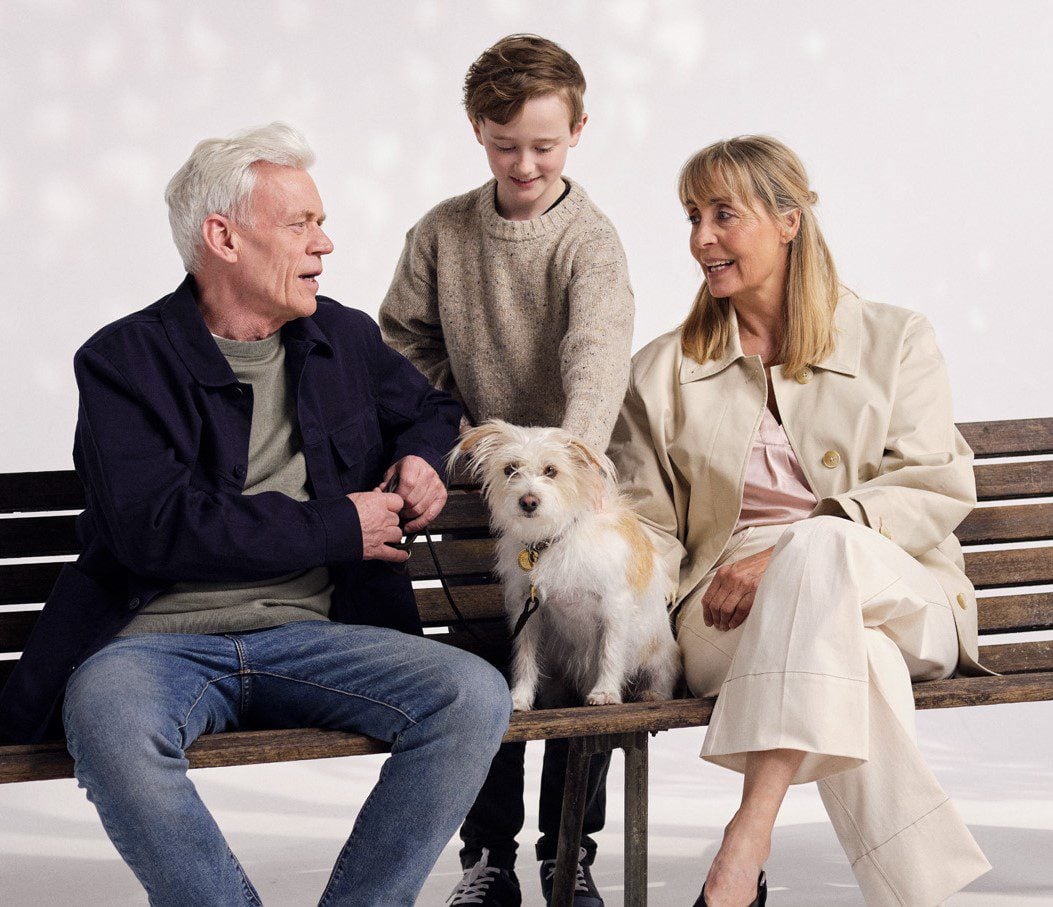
<box><xmin>120</xmin><ymin>331</ymin><xmax>332</xmax><ymax>636</ymax></box>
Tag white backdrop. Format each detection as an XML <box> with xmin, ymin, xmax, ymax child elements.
<box><xmin>1</xmin><ymin>0</ymin><xmax>1051</xmax><ymax>467</ymax></box>
<box><xmin>1</xmin><ymin>2</ymin><xmax>1051</xmax><ymax>904</ymax></box>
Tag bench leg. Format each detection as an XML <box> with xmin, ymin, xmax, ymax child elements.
<box><xmin>623</xmin><ymin>731</ymin><xmax>649</xmax><ymax>907</ymax></box>
<box><xmin>552</xmin><ymin>735</ymin><xmax>593</xmax><ymax>907</ymax></box>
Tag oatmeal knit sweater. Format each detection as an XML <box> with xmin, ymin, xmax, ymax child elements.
<box><xmin>378</xmin><ymin>178</ymin><xmax>634</xmax><ymax>452</ymax></box>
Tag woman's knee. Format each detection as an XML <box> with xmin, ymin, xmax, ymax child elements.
<box><xmin>676</xmin><ymin>614</ymin><xmax>735</xmax><ymax>698</ymax></box>
<box><xmin>779</xmin><ymin>515</ymin><xmax>857</xmax><ymax>552</ymax></box>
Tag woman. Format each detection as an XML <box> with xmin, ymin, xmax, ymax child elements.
<box><xmin>609</xmin><ymin>136</ymin><xmax>991</xmax><ymax>906</ymax></box>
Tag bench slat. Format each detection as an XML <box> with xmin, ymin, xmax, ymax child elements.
<box><xmin>4</xmin><ymin>582</ymin><xmax>1053</xmax><ymax>657</ymax></box>
<box><xmin>977</xmin><ymin>592</ymin><xmax>1053</xmax><ymax>634</ymax></box>
<box><xmin>2</xmin><ymin>543</ymin><xmax>1045</xmax><ymax>610</ymax></box>
<box><xmin>3</xmin><ymin>671</ymin><xmax>1052</xmax><ymax>785</ymax></box>
<box><xmin>0</xmin><ymin>471</ymin><xmax>83</xmax><ymax>514</ymax></box>
<box><xmin>975</xmin><ymin>460</ymin><xmax>1053</xmax><ymax>501</ymax></box>
<box><xmin>0</xmin><ymin>457</ymin><xmax>1050</xmax><ymax>517</ymax></box>
<box><xmin>0</xmin><ymin>545</ymin><xmax>501</xmax><ymax>603</ymax></box>
<box><xmin>979</xmin><ymin>640</ymin><xmax>1053</xmax><ymax>674</ymax></box>
<box><xmin>417</xmin><ymin>585</ymin><xmax>504</xmax><ymax>625</ymax></box>
<box><xmin>0</xmin><ymin>563</ymin><xmax>64</xmax><ymax>606</ymax></box>
<box><xmin>964</xmin><ymin>546</ymin><xmax>1053</xmax><ymax>588</ymax></box>
<box><xmin>959</xmin><ymin>419</ymin><xmax>1053</xmax><ymax>458</ymax></box>
<box><xmin>0</xmin><ymin>516</ymin><xmax>79</xmax><ymax>559</ymax></box>
<box><xmin>956</xmin><ymin>502</ymin><xmax>1053</xmax><ymax>544</ymax></box>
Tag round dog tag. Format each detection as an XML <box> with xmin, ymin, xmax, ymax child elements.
<box><xmin>518</xmin><ymin>548</ymin><xmax>538</xmax><ymax>571</ymax></box>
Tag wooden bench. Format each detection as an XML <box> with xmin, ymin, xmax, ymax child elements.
<box><xmin>2</xmin><ymin>417</ymin><xmax>1052</xmax><ymax>906</ymax></box>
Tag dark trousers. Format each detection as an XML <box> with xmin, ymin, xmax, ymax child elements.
<box><xmin>459</xmin><ymin>679</ymin><xmax>611</xmax><ymax>871</ymax></box>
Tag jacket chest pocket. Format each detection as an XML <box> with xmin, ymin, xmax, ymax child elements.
<box><xmin>329</xmin><ymin>413</ymin><xmax>384</xmax><ymax>493</ymax></box>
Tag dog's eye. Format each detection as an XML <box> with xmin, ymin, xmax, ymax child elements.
<box><xmin>503</xmin><ymin>464</ymin><xmax>516</xmax><ymax>477</ymax></box>
<box><xmin>544</xmin><ymin>466</ymin><xmax>558</xmax><ymax>478</ymax></box>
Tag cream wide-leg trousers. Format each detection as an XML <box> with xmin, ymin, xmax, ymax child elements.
<box><xmin>676</xmin><ymin>516</ymin><xmax>990</xmax><ymax>906</ymax></box>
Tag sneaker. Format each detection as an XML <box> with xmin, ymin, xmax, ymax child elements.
<box><xmin>539</xmin><ymin>847</ymin><xmax>604</xmax><ymax>907</ymax></box>
<box><xmin>448</xmin><ymin>848</ymin><xmax>522</xmax><ymax>906</ymax></box>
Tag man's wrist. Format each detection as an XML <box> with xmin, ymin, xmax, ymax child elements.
<box><xmin>304</xmin><ymin>497</ymin><xmax>364</xmax><ymax>563</ymax></box>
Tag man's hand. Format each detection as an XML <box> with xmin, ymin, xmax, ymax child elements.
<box><xmin>702</xmin><ymin>546</ymin><xmax>775</xmax><ymax>631</ymax></box>
<box><xmin>377</xmin><ymin>455</ymin><xmax>447</xmax><ymax>533</ymax></box>
<box><xmin>346</xmin><ymin>491</ymin><xmax>409</xmax><ymax>562</ymax></box>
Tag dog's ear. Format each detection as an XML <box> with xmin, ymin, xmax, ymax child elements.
<box><xmin>446</xmin><ymin>421</ymin><xmax>505</xmax><ymax>481</ymax></box>
<box><xmin>569</xmin><ymin>439</ymin><xmax>618</xmax><ymax>486</ymax></box>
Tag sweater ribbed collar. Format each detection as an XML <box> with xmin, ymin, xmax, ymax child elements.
<box><xmin>477</xmin><ymin>176</ymin><xmax>588</xmax><ymax>241</ymax></box>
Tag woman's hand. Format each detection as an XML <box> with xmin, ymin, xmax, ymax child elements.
<box><xmin>702</xmin><ymin>546</ymin><xmax>776</xmax><ymax>631</ymax></box>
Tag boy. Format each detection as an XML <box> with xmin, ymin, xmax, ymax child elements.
<box><xmin>379</xmin><ymin>33</ymin><xmax>634</xmax><ymax>907</ymax></box>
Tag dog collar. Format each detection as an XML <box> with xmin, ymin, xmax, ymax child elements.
<box><xmin>516</xmin><ymin>537</ymin><xmax>559</xmax><ymax>572</ymax></box>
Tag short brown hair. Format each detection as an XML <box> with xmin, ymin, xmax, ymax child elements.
<box><xmin>464</xmin><ymin>34</ymin><xmax>586</xmax><ymax>128</ymax></box>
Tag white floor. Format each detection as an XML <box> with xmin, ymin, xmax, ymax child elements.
<box><xmin>1</xmin><ymin>701</ymin><xmax>1050</xmax><ymax>906</ymax></box>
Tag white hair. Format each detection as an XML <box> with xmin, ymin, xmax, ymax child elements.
<box><xmin>164</xmin><ymin>122</ymin><xmax>315</xmax><ymax>272</ymax></box>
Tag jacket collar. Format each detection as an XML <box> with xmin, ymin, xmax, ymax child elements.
<box><xmin>159</xmin><ymin>275</ymin><xmax>333</xmax><ymax>387</ymax></box>
<box><xmin>678</xmin><ymin>291</ymin><xmax>862</xmax><ymax>384</ymax></box>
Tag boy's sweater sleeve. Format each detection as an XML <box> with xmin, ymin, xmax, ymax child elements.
<box><xmin>378</xmin><ymin>219</ymin><xmax>460</xmax><ymax>403</ymax></box>
<box><xmin>558</xmin><ymin>230</ymin><xmax>635</xmax><ymax>452</ymax></box>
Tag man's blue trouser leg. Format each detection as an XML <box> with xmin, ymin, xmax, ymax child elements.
<box><xmin>63</xmin><ymin>621</ymin><xmax>512</xmax><ymax>906</ymax></box>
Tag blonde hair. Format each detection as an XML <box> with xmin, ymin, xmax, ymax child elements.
<box><xmin>463</xmin><ymin>34</ymin><xmax>585</xmax><ymax>129</ymax></box>
<box><xmin>678</xmin><ymin>135</ymin><xmax>839</xmax><ymax>377</ymax></box>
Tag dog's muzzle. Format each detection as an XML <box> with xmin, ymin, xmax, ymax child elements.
<box><xmin>518</xmin><ymin>494</ymin><xmax>539</xmax><ymax>515</ymax></box>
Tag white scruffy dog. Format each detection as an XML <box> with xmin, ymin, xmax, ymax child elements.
<box><xmin>450</xmin><ymin>420</ymin><xmax>681</xmax><ymax>711</ymax></box>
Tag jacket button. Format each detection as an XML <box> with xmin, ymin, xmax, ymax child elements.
<box><xmin>795</xmin><ymin>367</ymin><xmax>813</xmax><ymax>384</ymax></box>
<box><xmin>233</xmin><ymin>464</ymin><xmax>246</xmax><ymax>479</ymax></box>
<box><xmin>821</xmin><ymin>450</ymin><xmax>841</xmax><ymax>468</ymax></box>
<box><xmin>956</xmin><ymin>592</ymin><xmax>968</xmax><ymax>609</ymax></box>
<box><xmin>128</xmin><ymin>597</ymin><xmax>141</xmax><ymax>611</ymax></box>
<box><xmin>231</xmin><ymin>385</ymin><xmax>244</xmax><ymax>397</ymax></box>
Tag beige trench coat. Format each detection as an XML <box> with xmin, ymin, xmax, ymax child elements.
<box><xmin>608</xmin><ymin>291</ymin><xmax>986</xmax><ymax>675</ymax></box>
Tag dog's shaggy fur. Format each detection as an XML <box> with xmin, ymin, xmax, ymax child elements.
<box><xmin>450</xmin><ymin>420</ymin><xmax>681</xmax><ymax>711</ymax></box>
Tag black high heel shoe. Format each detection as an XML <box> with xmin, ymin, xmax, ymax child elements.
<box><xmin>693</xmin><ymin>870</ymin><xmax>767</xmax><ymax>907</ymax></box>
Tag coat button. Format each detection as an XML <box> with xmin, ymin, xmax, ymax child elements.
<box><xmin>821</xmin><ymin>450</ymin><xmax>841</xmax><ymax>468</ymax></box>
<box><xmin>956</xmin><ymin>593</ymin><xmax>968</xmax><ymax>609</ymax></box>
<box><xmin>128</xmin><ymin>597</ymin><xmax>141</xmax><ymax>611</ymax></box>
<box><xmin>795</xmin><ymin>367</ymin><xmax>813</xmax><ymax>384</ymax></box>
<box><xmin>231</xmin><ymin>385</ymin><xmax>244</xmax><ymax>397</ymax></box>
<box><xmin>233</xmin><ymin>464</ymin><xmax>246</xmax><ymax>479</ymax></box>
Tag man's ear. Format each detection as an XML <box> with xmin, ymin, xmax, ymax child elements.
<box><xmin>781</xmin><ymin>208</ymin><xmax>801</xmax><ymax>244</ymax></box>
<box><xmin>201</xmin><ymin>214</ymin><xmax>238</xmax><ymax>264</ymax></box>
<box><xmin>469</xmin><ymin>114</ymin><xmax>485</xmax><ymax>146</ymax></box>
<box><xmin>568</xmin><ymin>113</ymin><xmax>588</xmax><ymax>148</ymax></box>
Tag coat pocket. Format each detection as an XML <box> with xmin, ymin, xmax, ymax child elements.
<box><xmin>329</xmin><ymin>412</ymin><xmax>384</xmax><ymax>492</ymax></box>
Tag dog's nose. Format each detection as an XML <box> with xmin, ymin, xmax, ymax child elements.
<box><xmin>518</xmin><ymin>494</ymin><xmax>540</xmax><ymax>514</ymax></box>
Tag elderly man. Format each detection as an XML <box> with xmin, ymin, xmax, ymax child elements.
<box><xmin>0</xmin><ymin>123</ymin><xmax>511</xmax><ymax>905</ymax></box>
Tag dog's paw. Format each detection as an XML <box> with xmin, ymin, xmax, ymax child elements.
<box><xmin>585</xmin><ymin>690</ymin><xmax>621</xmax><ymax>706</ymax></box>
<box><xmin>635</xmin><ymin>689</ymin><xmax>669</xmax><ymax>703</ymax></box>
<box><xmin>511</xmin><ymin>692</ymin><xmax>535</xmax><ymax>712</ymax></box>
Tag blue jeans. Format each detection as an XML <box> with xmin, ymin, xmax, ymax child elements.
<box><xmin>62</xmin><ymin>621</ymin><xmax>512</xmax><ymax>906</ymax></box>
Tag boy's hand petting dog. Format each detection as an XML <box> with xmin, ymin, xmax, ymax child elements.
<box><xmin>702</xmin><ymin>546</ymin><xmax>776</xmax><ymax>631</ymax></box>
<box><xmin>376</xmin><ymin>455</ymin><xmax>447</xmax><ymax>533</ymax></box>
<box><xmin>346</xmin><ymin>491</ymin><xmax>408</xmax><ymax>562</ymax></box>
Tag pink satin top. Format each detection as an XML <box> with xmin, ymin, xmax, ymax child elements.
<box><xmin>734</xmin><ymin>406</ymin><xmax>818</xmax><ymax>533</ymax></box>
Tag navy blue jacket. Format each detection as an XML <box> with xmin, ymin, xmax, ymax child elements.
<box><xmin>0</xmin><ymin>276</ymin><xmax>461</xmax><ymax>743</ymax></box>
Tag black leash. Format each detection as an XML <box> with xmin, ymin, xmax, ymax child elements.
<box><xmin>509</xmin><ymin>543</ymin><xmax>547</xmax><ymax>641</ymax></box>
<box><xmin>384</xmin><ymin>473</ymin><xmax>548</xmax><ymax>644</ymax></box>
<box><xmin>385</xmin><ymin>472</ymin><xmax>488</xmax><ymax>643</ymax></box>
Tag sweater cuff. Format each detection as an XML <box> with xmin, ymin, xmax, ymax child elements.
<box><xmin>304</xmin><ymin>497</ymin><xmax>363</xmax><ymax>563</ymax></box>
